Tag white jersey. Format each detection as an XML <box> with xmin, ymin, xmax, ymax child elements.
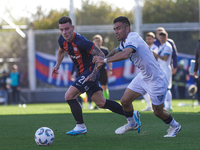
<box><xmin>118</xmin><ymin>32</ymin><xmax>168</xmax><ymax>105</ymax></box>
<box><xmin>150</xmin><ymin>44</ymin><xmax>158</xmax><ymax>52</ymax></box>
<box><xmin>156</xmin><ymin>42</ymin><xmax>172</xmax><ymax>88</ymax></box>
<box><xmin>118</xmin><ymin>32</ymin><xmax>166</xmax><ymax>82</ymax></box>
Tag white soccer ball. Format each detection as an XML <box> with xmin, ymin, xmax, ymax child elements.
<box><xmin>34</xmin><ymin>127</ymin><xmax>55</xmax><ymax>146</ymax></box>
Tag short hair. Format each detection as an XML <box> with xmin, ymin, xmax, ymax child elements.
<box><xmin>12</xmin><ymin>64</ymin><xmax>18</xmax><ymax>70</ymax></box>
<box><xmin>113</xmin><ymin>16</ymin><xmax>130</xmax><ymax>26</ymax></box>
<box><xmin>58</xmin><ymin>16</ymin><xmax>72</xmax><ymax>24</ymax></box>
<box><xmin>146</xmin><ymin>32</ymin><xmax>155</xmax><ymax>38</ymax></box>
<box><xmin>156</xmin><ymin>27</ymin><xmax>165</xmax><ymax>32</ymax></box>
<box><xmin>93</xmin><ymin>34</ymin><xmax>103</xmax><ymax>41</ymax></box>
<box><xmin>159</xmin><ymin>30</ymin><xmax>168</xmax><ymax>37</ymax></box>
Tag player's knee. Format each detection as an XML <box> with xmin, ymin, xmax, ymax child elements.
<box><xmin>65</xmin><ymin>93</ymin><xmax>75</xmax><ymax>101</ymax></box>
<box><xmin>120</xmin><ymin>98</ymin><xmax>129</xmax><ymax>107</ymax></box>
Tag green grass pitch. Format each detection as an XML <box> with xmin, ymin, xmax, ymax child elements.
<box><xmin>0</xmin><ymin>99</ymin><xmax>200</xmax><ymax>150</ymax></box>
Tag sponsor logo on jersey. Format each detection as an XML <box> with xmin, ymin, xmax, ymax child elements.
<box><xmin>70</xmin><ymin>55</ymin><xmax>81</xmax><ymax>59</ymax></box>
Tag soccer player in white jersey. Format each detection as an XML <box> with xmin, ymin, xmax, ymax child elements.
<box><xmin>93</xmin><ymin>16</ymin><xmax>181</xmax><ymax>137</ymax></box>
<box><xmin>141</xmin><ymin>32</ymin><xmax>159</xmax><ymax>111</ymax></box>
<box><xmin>153</xmin><ymin>31</ymin><xmax>173</xmax><ymax>111</ymax></box>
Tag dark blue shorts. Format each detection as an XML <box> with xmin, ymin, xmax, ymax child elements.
<box><xmin>72</xmin><ymin>69</ymin><xmax>102</xmax><ymax>99</ymax></box>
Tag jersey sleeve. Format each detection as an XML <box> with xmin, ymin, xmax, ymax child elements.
<box><xmin>163</xmin><ymin>45</ymin><xmax>172</xmax><ymax>56</ymax></box>
<box><xmin>124</xmin><ymin>33</ymin><xmax>138</xmax><ymax>51</ymax></box>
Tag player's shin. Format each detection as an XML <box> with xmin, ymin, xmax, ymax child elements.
<box><xmin>67</xmin><ymin>99</ymin><xmax>84</xmax><ymax>124</ymax></box>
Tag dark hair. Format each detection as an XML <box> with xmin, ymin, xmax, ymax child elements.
<box><xmin>159</xmin><ymin>30</ymin><xmax>168</xmax><ymax>37</ymax></box>
<box><xmin>58</xmin><ymin>16</ymin><xmax>72</xmax><ymax>24</ymax></box>
<box><xmin>113</xmin><ymin>16</ymin><xmax>130</xmax><ymax>26</ymax></box>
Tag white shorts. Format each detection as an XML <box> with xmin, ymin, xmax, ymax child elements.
<box><xmin>127</xmin><ymin>73</ymin><xmax>168</xmax><ymax>105</ymax></box>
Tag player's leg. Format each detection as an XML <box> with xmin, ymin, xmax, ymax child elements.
<box><xmin>115</xmin><ymin>88</ymin><xmax>141</xmax><ymax>134</ymax></box>
<box><xmin>164</xmin><ymin>89</ymin><xmax>172</xmax><ymax>111</ymax></box>
<box><xmin>152</xmin><ymin>103</ymin><xmax>181</xmax><ymax>137</ymax></box>
<box><xmin>102</xmin><ymin>85</ymin><xmax>109</xmax><ymax>99</ymax></box>
<box><xmin>65</xmin><ymin>85</ymin><xmax>87</xmax><ymax>135</ymax></box>
<box><xmin>91</xmin><ymin>90</ymin><xmax>124</xmax><ymax>115</ymax></box>
<box><xmin>164</xmin><ymin>72</ymin><xmax>173</xmax><ymax>111</ymax></box>
<box><xmin>99</xmin><ymin>68</ymin><xmax>109</xmax><ymax>99</ymax></box>
<box><xmin>141</xmin><ymin>93</ymin><xmax>152</xmax><ymax>111</ymax></box>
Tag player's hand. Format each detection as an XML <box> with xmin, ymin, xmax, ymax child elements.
<box><xmin>52</xmin><ymin>66</ymin><xmax>59</xmax><ymax>77</ymax></box>
<box><xmin>172</xmin><ymin>68</ymin><xmax>177</xmax><ymax>75</ymax></box>
<box><xmin>93</xmin><ymin>56</ymin><xmax>104</xmax><ymax>64</ymax></box>
<box><xmin>85</xmin><ymin>73</ymin><xmax>96</xmax><ymax>82</ymax></box>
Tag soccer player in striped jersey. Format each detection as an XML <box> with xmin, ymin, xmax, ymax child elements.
<box><xmin>52</xmin><ymin>16</ymin><xmax>139</xmax><ymax>136</ymax></box>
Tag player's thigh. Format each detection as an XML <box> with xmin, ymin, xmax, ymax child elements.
<box><xmin>121</xmin><ymin>88</ymin><xmax>141</xmax><ymax>106</ymax></box>
<box><xmin>91</xmin><ymin>90</ymin><xmax>106</xmax><ymax>107</ymax></box>
<box><xmin>65</xmin><ymin>85</ymin><xmax>82</xmax><ymax>101</ymax></box>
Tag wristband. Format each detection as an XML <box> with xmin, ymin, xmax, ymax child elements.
<box><xmin>103</xmin><ymin>58</ymin><xmax>107</xmax><ymax>63</ymax></box>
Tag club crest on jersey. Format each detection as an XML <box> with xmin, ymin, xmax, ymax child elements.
<box><xmin>74</xmin><ymin>47</ymin><xmax>78</xmax><ymax>51</ymax></box>
<box><xmin>157</xmin><ymin>95</ymin><xmax>164</xmax><ymax>101</ymax></box>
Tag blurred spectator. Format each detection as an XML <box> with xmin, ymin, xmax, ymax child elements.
<box><xmin>194</xmin><ymin>40</ymin><xmax>200</xmax><ymax>105</ymax></box>
<box><xmin>173</xmin><ymin>60</ymin><xmax>189</xmax><ymax>99</ymax></box>
<box><xmin>10</xmin><ymin>64</ymin><xmax>20</xmax><ymax>105</ymax></box>
<box><xmin>154</xmin><ymin>27</ymin><xmax>178</xmax><ymax>75</ymax></box>
<box><xmin>0</xmin><ymin>71</ymin><xmax>10</xmax><ymax>105</ymax></box>
<box><xmin>141</xmin><ymin>32</ymin><xmax>158</xmax><ymax>111</ymax></box>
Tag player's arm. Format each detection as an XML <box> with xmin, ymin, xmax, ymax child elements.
<box><xmin>154</xmin><ymin>53</ymin><xmax>169</xmax><ymax>61</ymax></box>
<box><xmin>93</xmin><ymin>47</ymin><xmax>133</xmax><ymax>64</ymax></box>
<box><xmin>85</xmin><ymin>45</ymin><xmax>105</xmax><ymax>82</ymax></box>
<box><xmin>106</xmin><ymin>47</ymin><xmax>120</xmax><ymax>58</ymax></box>
<box><xmin>52</xmin><ymin>47</ymin><xmax>65</xmax><ymax>76</ymax></box>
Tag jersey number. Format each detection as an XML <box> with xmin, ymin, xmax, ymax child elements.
<box><xmin>78</xmin><ymin>76</ymin><xmax>86</xmax><ymax>85</ymax></box>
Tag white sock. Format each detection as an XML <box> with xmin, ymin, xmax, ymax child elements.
<box><xmin>143</xmin><ymin>93</ymin><xmax>151</xmax><ymax>108</ymax></box>
<box><xmin>75</xmin><ymin>123</ymin><xmax>86</xmax><ymax>129</ymax></box>
<box><xmin>164</xmin><ymin>90</ymin><xmax>172</xmax><ymax>109</ymax></box>
<box><xmin>126</xmin><ymin>117</ymin><xmax>136</xmax><ymax>126</ymax></box>
<box><xmin>169</xmin><ymin>118</ymin><xmax>179</xmax><ymax>127</ymax></box>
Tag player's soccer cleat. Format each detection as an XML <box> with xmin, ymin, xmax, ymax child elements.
<box><xmin>134</xmin><ymin>110</ymin><xmax>141</xmax><ymax>133</ymax></box>
<box><xmin>115</xmin><ymin>123</ymin><xmax>139</xmax><ymax>135</ymax></box>
<box><xmin>141</xmin><ymin>106</ymin><xmax>153</xmax><ymax>111</ymax></box>
<box><xmin>66</xmin><ymin>125</ymin><xmax>87</xmax><ymax>136</ymax></box>
<box><xmin>163</xmin><ymin>123</ymin><xmax>181</xmax><ymax>137</ymax></box>
<box><xmin>67</xmin><ymin>129</ymin><xmax>87</xmax><ymax>136</ymax></box>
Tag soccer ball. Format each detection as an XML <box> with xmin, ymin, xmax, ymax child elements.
<box><xmin>34</xmin><ymin>127</ymin><xmax>54</xmax><ymax>146</ymax></box>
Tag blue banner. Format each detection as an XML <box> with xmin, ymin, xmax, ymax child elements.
<box><xmin>35</xmin><ymin>51</ymin><xmax>195</xmax><ymax>89</ymax></box>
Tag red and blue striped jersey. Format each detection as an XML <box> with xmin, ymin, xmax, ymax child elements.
<box><xmin>58</xmin><ymin>33</ymin><xmax>95</xmax><ymax>75</ymax></box>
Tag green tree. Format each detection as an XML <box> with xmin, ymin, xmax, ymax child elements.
<box><xmin>32</xmin><ymin>6</ymin><xmax>69</xmax><ymax>29</ymax></box>
<box><xmin>143</xmin><ymin>0</ymin><xmax>199</xmax><ymax>23</ymax></box>
<box><xmin>76</xmin><ymin>0</ymin><xmax>133</xmax><ymax>25</ymax></box>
